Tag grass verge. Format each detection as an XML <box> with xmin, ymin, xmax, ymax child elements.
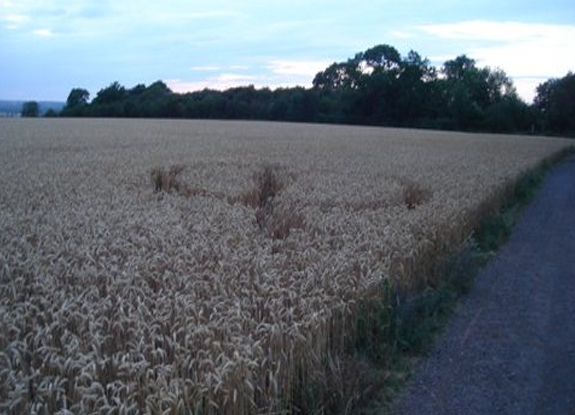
<box><xmin>341</xmin><ymin>147</ymin><xmax>574</xmax><ymax>415</ymax></box>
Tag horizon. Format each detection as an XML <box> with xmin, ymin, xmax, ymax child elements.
<box><xmin>2</xmin><ymin>1</ymin><xmax>574</xmax><ymax>103</ymax></box>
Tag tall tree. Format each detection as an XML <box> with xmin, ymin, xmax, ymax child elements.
<box><xmin>440</xmin><ymin>55</ymin><xmax>520</xmax><ymax>130</ymax></box>
<box><xmin>52</xmin><ymin>43</ymin><xmax>543</xmax><ymax>134</ymax></box>
<box><xmin>313</xmin><ymin>61</ymin><xmax>361</xmax><ymax>91</ymax></box>
<box><xmin>93</xmin><ymin>81</ymin><xmax>127</xmax><ymax>105</ymax></box>
<box><xmin>443</xmin><ymin>55</ymin><xmax>477</xmax><ymax>81</ymax></box>
<box><xmin>21</xmin><ymin>101</ymin><xmax>39</xmax><ymax>117</ymax></box>
<box><xmin>534</xmin><ymin>72</ymin><xmax>575</xmax><ymax>135</ymax></box>
<box><xmin>361</xmin><ymin>44</ymin><xmax>402</xmax><ymax>74</ymax></box>
<box><xmin>66</xmin><ymin>88</ymin><xmax>90</xmax><ymax>108</ymax></box>
<box><xmin>395</xmin><ymin>51</ymin><xmax>437</xmax><ymax>124</ymax></box>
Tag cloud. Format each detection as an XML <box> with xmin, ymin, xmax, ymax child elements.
<box><xmin>217</xmin><ymin>74</ymin><xmax>257</xmax><ymax>83</ymax></box>
<box><xmin>513</xmin><ymin>77</ymin><xmax>548</xmax><ymax>104</ymax></box>
<box><xmin>111</xmin><ymin>5</ymin><xmax>241</xmax><ymax>29</ymax></box>
<box><xmin>3</xmin><ymin>13</ymin><xmax>28</xmax><ymax>23</ymax></box>
<box><xmin>2</xmin><ymin>13</ymin><xmax>29</xmax><ymax>28</ymax></box>
<box><xmin>418</xmin><ymin>21</ymin><xmax>575</xmax><ymax>76</ymax></box>
<box><xmin>168</xmin><ymin>60</ymin><xmax>330</xmax><ymax>94</ymax></box>
<box><xmin>190</xmin><ymin>66</ymin><xmax>221</xmax><ymax>71</ymax></box>
<box><xmin>166</xmin><ymin>73</ymin><xmax>258</xmax><ymax>93</ymax></box>
<box><xmin>267</xmin><ymin>59</ymin><xmax>331</xmax><ymax>77</ymax></box>
<box><xmin>32</xmin><ymin>28</ymin><xmax>53</xmax><ymax>37</ymax></box>
<box><xmin>1</xmin><ymin>1</ymin><xmax>239</xmax><ymax>40</ymax></box>
<box><xmin>418</xmin><ymin>20</ymin><xmax>575</xmax><ymax>101</ymax></box>
<box><xmin>420</xmin><ymin>20</ymin><xmax>551</xmax><ymax>42</ymax></box>
<box><xmin>390</xmin><ymin>30</ymin><xmax>414</xmax><ymax>39</ymax></box>
<box><xmin>166</xmin><ymin>67</ymin><xmax>321</xmax><ymax>93</ymax></box>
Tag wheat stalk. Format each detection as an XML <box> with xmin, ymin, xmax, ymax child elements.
<box><xmin>0</xmin><ymin>118</ymin><xmax>570</xmax><ymax>414</ymax></box>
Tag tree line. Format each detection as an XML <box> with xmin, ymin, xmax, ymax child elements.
<box><xmin>29</xmin><ymin>44</ymin><xmax>575</xmax><ymax>136</ymax></box>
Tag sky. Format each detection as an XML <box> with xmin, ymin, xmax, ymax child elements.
<box><xmin>1</xmin><ymin>0</ymin><xmax>574</xmax><ymax>103</ymax></box>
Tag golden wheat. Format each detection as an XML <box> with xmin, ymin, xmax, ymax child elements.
<box><xmin>0</xmin><ymin>119</ymin><xmax>571</xmax><ymax>414</ymax></box>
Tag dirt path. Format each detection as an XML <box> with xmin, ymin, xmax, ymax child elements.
<box><xmin>391</xmin><ymin>155</ymin><xmax>575</xmax><ymax>415</ymax></box>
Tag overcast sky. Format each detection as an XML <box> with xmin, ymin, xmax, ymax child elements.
<box><xmin>1</xmin><ymin>0</ymin><xmax>574</xmax><ymax>102</ymax></box>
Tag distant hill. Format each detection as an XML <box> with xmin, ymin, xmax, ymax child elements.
<box><xmin>0</xmin><ymin>100</ymin><xmax>65</xmax><ymax>117</ymax></box>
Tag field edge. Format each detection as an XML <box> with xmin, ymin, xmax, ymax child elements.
<box><xmin>337</xmin><ymin>145</ymin><xmax>575</xmax><ymax>415</ymax></box>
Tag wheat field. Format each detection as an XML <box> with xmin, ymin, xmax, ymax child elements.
<box><xmin>0</xmin><ymin>119</ymin><xmax>571</xmax><ymax>414</ymax></box>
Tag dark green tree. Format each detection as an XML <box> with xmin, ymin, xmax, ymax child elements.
<box><xmin>401</xmin><ymin>51</ymin><xmax>436</xmax><ymax>82</ymax></box>
<box><xmin>443</xmin><ymin>55</ymin><xmax>477</xmax><ymax>81</ymax></box>
<box><xmin>439</xmin><ymin>55</ymin><xmax>520</xmax><ymax>130</ymax></box>
<box><xmin>93</xmin><ymin>81</ymin><xmax>127</xmax><ymax>105</ymax></box>
<box><xmin>534</xmin><ymin>73</ymin><xmax>575</xmax><ymax>135</ymax></box>
<box><xmin>483</xmin><ymin>95</ymin><xmax>532</xmax><ymax>133</ymax></box>
<box><xmin>313</xmin><ymin>61</ymin><xmax>361</xmax><ymax>91</ymax></box>
<box><xmin>21</xmin><ymin>101</ymin><xmax>39</xmax><ymax>117</ymax></box>
<box><xmin>66</xmin><ymin>88</ymin><xmax>90</xmax><ymax>108</ymax></box>
<box><xmin>361</xmin><ymin>44</ymin><xmax>402</xmax><ymax>74</ymax></box>
<box><xmin>485</xmin><ymin>68</ymin><xmax>516</xmax><ymax>104</ymax></box>
<box><xmin>61</xmin><ymin>88</ymin><xmax>90</xmax><ymax>116</ymax></box>
<box><xmin>44</xmin><ymin>108</ymin><xmax>59</xmax><ymax>117</ymax></box>
<box><xmin>352</xmin><ymin>45</ymin><xmax>403</xmax><ymax>124</ymax></box>
<box><xmin>47</xmin><ymin>43</ymin><xmax>544</xmax><ymax>134</ymax></box>
<box><xmin>395</xmin><ymin>51</ymin><xmax>437</xmax><ymax>125</ymax></box>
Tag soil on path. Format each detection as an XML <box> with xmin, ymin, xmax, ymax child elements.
<box><xmin>391</xmin><ymin>155</ymin><xmax>575</xmax><ymax>415</ymax></box>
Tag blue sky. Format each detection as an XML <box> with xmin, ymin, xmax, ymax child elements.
<box><xmin>1</xmin><ymin>0</ymin><xmax>574</xmax><ymax>102</ymax></box>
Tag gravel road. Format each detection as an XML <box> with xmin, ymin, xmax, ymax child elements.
<box><xmin>391</xmin><ymin>155</ymin><xmax>575</xmax><ymax>415</ymax></box>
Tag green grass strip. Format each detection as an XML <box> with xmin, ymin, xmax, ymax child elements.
<box><xmin>351</xmin><ymin>146</ymin><xmax>575</xmax><ymax>414</ymax></box>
